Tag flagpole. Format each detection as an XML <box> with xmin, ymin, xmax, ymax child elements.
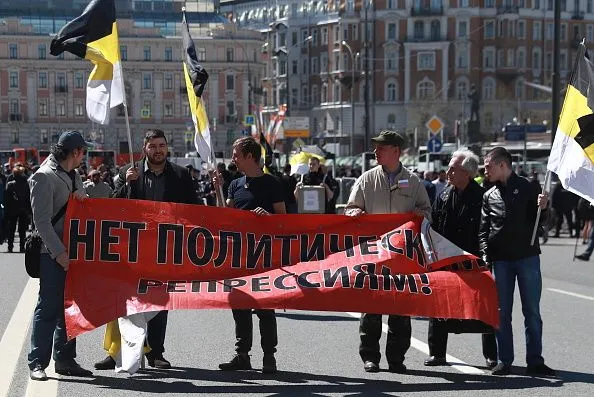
<box><xmin>530</xmin><ymin>170</ymin><xmax>552</xmax><ymax>246</ymax></box>
<box><xmin>117</xmin><ymin>66</ymin><xmax>135</xmax><ymax>165</ymax></box>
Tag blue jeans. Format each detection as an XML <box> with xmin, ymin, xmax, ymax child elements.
<box><xmin>28</xmin><ymin>254</ymin><xmax>76</xmax><ymax>370</ymax></box>
<box><xmin>492</xmin><ymin>256</ymin><xmax>544</xmax><ymax>366</ymax></box>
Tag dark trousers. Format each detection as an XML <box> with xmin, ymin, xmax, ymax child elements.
<box><xmin>28</xmin><ymin>254</ymin><xmax>76</xmax><ymax>370</ymax></box>
<box><xmin>359</xmin><ymin>314</ymin><xmax>411</xmax><ymax>365</ymax></box>
<box><xmin>427</xmin><ymin>318</ymin><xmax>497</xmax><ymax>360</ymax></box>
<box><xmin>555</xmin><ymin>211</ymin><xmax>574</xmax><ymax>235</ymax></box>
<box><xmin>146</xmin><ymin>310</ymin><xmax>168</xmax><ymax>357</ymax></box>
<box><xmin>232</xmin><ymin>309</ymin><xmax>277</xmax><ymax>354</ymax></box>
<box><xmin>6</xmin><ymin>212</ymin><xmax>28</xmax><ymax>249</ymax></box>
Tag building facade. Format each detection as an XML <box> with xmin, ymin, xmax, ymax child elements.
<box><xmin>222</xmin><ymin>0</ymin><xmax>589</xmax><ymax>155</ymax></box>
<box><xmin>0</xmin><ymin>0</ymin><xmax>265</xmax><ymax>157</ymax></box>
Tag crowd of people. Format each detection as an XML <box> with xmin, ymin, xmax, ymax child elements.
<box><xmin>19</xmin><ymin>128</ymin><xmax>564</xmax><ymax>381</ymax></box>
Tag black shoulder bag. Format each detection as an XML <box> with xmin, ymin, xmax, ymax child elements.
<box><xmin>24</xmin><ymin>204</ymin><xmax>68</xmax><ymax>278</ymax></box>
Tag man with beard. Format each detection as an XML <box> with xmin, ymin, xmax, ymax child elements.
<box><xmin>94</xmin><ymin>129</ymin><xmax>197</xmax><ymax>371</ymax></box>
<box><xmin>345</xmin><ymin>130</ymin><xmax>431</xmax><ymax>374</ymax></box>
<box><xmin>217</xmin><ymin>137</ymin><xmax>286</xmax><ymax>374</ymax></box>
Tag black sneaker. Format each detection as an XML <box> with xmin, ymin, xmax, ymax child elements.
<box><xmin>94</xmin><ymin>356</ymin><xmax>116</xmax><ymax>370</ymax></box>
<box><xmin>146</xmin><ymin>354</ymin><xmax>171</xmax><ymax>369</ymax></box>
<box><xmin>262</xmin><ymin>354</ymin><xmax>277</xmax><ymax>374</ymax></box>
<box><xmin>526</xmin><ymin>363</ymin><xmax>557</xmax><ymax>377</ymax></box>
<box><xmin>363</xmin><ymin>361</ymin><xmax>379</xmax><ymax>373</ymax></box>
<box><xmin>486</xmin><ymin>358</ymin><xmax>498</xmax><ymax>369</ymax></box>
<box><xmin>30</xmin><ymin>365</ymin><xmax>48</xmax><ymax>381</ymax></box>
<box><xmin>54</xmin><ymin>360</ymin><xmax>93</xmax><ymax>377</ymax></box>
<box><xmin>491</xmin><ymin>363</ymin><xmax>512</xmax><ymax>375</ymax></box>
<box><xmin>575</xmin><ymin>253</ymin><xmax>590</xmax><ymax>261</ymax></box>
<box><xmin>219</xmin><ymin>353</ymin><xmax>252</xmax><ymax>371</ymax></box>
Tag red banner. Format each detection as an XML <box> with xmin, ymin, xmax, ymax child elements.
<box><xmin>63</xmin><ymin>198</ymin><xmax>499</xmax><ymax>339</ymax></box>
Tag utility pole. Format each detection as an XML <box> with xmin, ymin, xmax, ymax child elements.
<box><xmin>551</xmin><ymin>0</ymin><xmax>561</xmax><ymax>144</ymax></box>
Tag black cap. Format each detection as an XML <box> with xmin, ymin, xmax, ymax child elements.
<box><xmin>56</xmin><ymin>130</ymin><xmax>92</xmax><ymax>151</ymax></box>
<box><xmin>371</xmin><ymin>130</ymin><xmax>405</xmax><ymax>147</ymax></box>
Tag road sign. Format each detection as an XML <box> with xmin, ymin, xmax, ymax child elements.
<box><xmin>426</xmin><ymin>115</ymin><xmax>444</xmax><ymax>135</ymax></box>
<box><xmin>504</xmin><ymin>124</ymin><xmax>547</xmax><ymax>141</ymax></box>
<box><xmin>244</xmin><ymin>115</ymin><xmax>256</xmax><ymax>126</ymax></box>
<box><xmin>284</xmin><ymin>116</ymin><xmax>310</xmax><ymax>138</ymax></box>
<box><xmin>427</xmin><ymin>137</ymin><xmax>442</xmax><ymax>153</ymax></box>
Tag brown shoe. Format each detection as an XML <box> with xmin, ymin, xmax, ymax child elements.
<box><xmin>146</xmin><ymin>355</ymin><xmax>171</xmax><ymax>369</ymax></box>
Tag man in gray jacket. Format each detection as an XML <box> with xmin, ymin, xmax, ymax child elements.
<box><xmin>27</xmin><ymin>131</ymin><xmax>92</xmax><ymax>381</ymax></box>
<box><xmin>345</xmin><ymin>130</ymin><xmax>431</xmax><ymax>374</ymax></box>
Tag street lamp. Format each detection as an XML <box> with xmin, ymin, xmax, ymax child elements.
<box><xmin>339</xmin><ymin>40</ymin><xmax>359</xmax><ymax>156</ymax></box>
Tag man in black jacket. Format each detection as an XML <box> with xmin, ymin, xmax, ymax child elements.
<box><xmin>94</xmin><ymin>129</ymin><xmax>197</xmax><ymax>370</ymax></box>
<box><xmin>424</xmin><ymin>150</ymin><xmax>497</xmax><ymax>368</ymax></box>
<box><xmin>479</xmin><ymin>147</ymin><xmax>555</xmax><ymax>377</ymax></box>
<box><xmin>295</xmin><ymin>157</ymin><xmax>339</xmax><ymax>214</ymax></box>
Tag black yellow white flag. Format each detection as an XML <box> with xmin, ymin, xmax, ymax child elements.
<box><xmin>548</xmin><ymin>43</ymin><xmax>594</xmax><ymax>203</ymax></box>
<box><xmin>50</xmin><ymin>0</ymin><xmax>123</xmax><ymax>125</ymax></box>
<box><xmin>182</xmin><ymin>12</ymin><xmax>211</xmax><ymax>164</ymax></box>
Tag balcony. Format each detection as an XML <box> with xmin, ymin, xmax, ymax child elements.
<box><xmin>405</xmin><ymin>34</ymin><xmax>447</xmax><ymax>43</ymax></box>
<box><xmin>410</xmin><ymin>6</ymin><xmax>444</xmax><ymax>16</ymax></box>
<box><xmin>572</xmin><ymin>11</ymin><xmax>585</xmax><ymax>20</ymax></box>
<box><xmin>9</xmin><ymin>114</ymin><xmax>22</xmax><ymax>122</ymax></box>
<box><xmin>54</xmin><ymin>85</ymin><xmax>68</xmax><ymax>93</ymax></box>
<box><xmin>496</xmin><ymin>5</ymin><xmax>520</xmax><ymax>14</ymax></box>
<box><xmin>496</xmin><ymin>67</ymin><xmax>521</xmax><ymax>84</ymax></box>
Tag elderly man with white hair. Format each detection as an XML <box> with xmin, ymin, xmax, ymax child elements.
<box><xmin>424</xmin><ymin>149</ymin><xmax>498</xmax><ymax>368</ymax></box>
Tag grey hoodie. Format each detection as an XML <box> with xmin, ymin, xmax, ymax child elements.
<box><xmin>29</xmin><ymin>155</ymin><xmax>85</xmax><ymax>258</ymax></box>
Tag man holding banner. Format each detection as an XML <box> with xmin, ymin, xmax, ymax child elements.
<box><xmin>93</xmin><ymin>129</ymin><xmax>197</xmax><ymax>371</ymax></box>
<box><xmin>345</xmin><ymin>130</ymin><xmax>431</xmax><ymax>374</ymax></box>
<box><xmin>218</xmin><ymin>137</ymin><xmax>286</xmax><ymax>374</ymax></box>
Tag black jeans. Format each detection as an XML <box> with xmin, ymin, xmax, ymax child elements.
<box><xmin>427</xmin><ymin>318</ymin><xmax>497</xmax><ymax>360</ymax></box>
<box><xmin>359</xmin><ymin>314</ymin><xmax>411</xmax><ymax>365</ymax></box>
<box><xmin>555</xmin><ymin>211</ymin><xmax>574</xmax><ymax>235</ymax></box>
<box><xmin>232</xmin><ymin>309</ymin><xmax>277</xmax><ymax>354</ymax></box>
<box><xmin>6</xmin><ymin>212</ymin><xmax>29</xmax><ymax>249</ymax></box>
<box><xmin>146</xmin><ymin>310</ymin><xmax>168</xmax><ymax>357</ymax></box>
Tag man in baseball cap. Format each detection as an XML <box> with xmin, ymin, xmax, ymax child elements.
<box><xmin>56</xmin><ymin>130</ymin><xmax>93</xmax><ymax>151</ymax></box>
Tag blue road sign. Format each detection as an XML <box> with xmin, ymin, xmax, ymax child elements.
<box><xmin>427</xmin><ymin>137</ymin><xmax>442</xmax><ymax>153</ymax></box>
<box><xmin>504</xmin><ymin>124</ymin><xmax>547</xmax><ymax>141</ymax></box>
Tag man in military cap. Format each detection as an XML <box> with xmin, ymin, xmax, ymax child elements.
<box><xmin>345</xmin><ymin>129</ymin><xmax>431</xmax><ymax>374</ymax></box>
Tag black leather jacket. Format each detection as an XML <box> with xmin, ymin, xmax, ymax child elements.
<box><xmin>479</xmin><ymin>173</ymin><xmax>544</xmax><ymax>262</ymax></box>
<box><xmin>431</xmin><ymin>180</ymin><xmax>484</xmax><ymax>257</ymax></box>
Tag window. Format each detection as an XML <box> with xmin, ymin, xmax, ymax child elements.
<box><xmin>10</xmin><ymin>99</ymin><xmax>19</xmax><ymax>115</ymax></box>
<box><xmin>414</xmin><ymin>21</ymin><xmax>424</xmax><ymax>39</ymax></box>
<box><xmin>56</xmin><ymin>100</ymin><xmax>66</xmax><ymax>116</ymax></box>
<box><xmin>197</xmin><ymin>48</ymin><xmax>206</xmax><ymax>61</ymax></box>
<box><xmin>75</xmin><ymin>72</ymin><xmax>84</xmax><ymax>89</ymax></box>
<box><xmin>417</xmin><ymin>80</ymin><xmax>435</xmax><ymax>100</ymax></box>
<box><xmin>292</xmin><ymin>31</ymin><xmax>298</xmax><ymax>46</ymax></box>
<box><xmin>302</xmin><ymin>59</ymin><xmax>308</xmax><ymax>74</ymax></box>
<box><xmin>9</xmin><ymin>44</ymin><xmax>17</xmax><ymax>59</ymax></box>
<box><xmin>38</xmin><ymin>72</ymin><xmax>48</xmax><ymax>89</ymax></box>
<box><xmin>387</xmin><ymin>23</ymin><xmax>397</xmax><ymax>40</ymax></box>
<box><xmin>456</xmin><ymin>79</ymin><xmax>468</xmax><ymax>100</ymax></box>
<box><xmin>226</xmin><ymin>48</ymin><xmax>234</xmax><ymax>62</ymax></box>
<box><xmin>312</xmin><ymin>28</ymin><xmax>318</xmax><ymax>45</ymax></box>
<box><xmin>507</xmin><ymin>49</ymin><xmax>515</xmax><ymax>67</ymax></box>
<box><xmin>459</xmin><ymin>0</ymin><xmax>469</xmax><ymax>5</ymax></box>
<box><xmin>535</xmin><ymin>0</ymin><xmax>541</xmax><ymax>8</ymax></box>
<box><xmin>546</xmin><ymin>23</ymin><xmax>554</xmax><ymax>40</ymax></box>
<box><xmin>351</xmin><ymin>24</ymin><xmax>358</xmax><ymax>40</ymax></box>
<box><xmin>386</xmin><ymin>82</ymin><xmax>397</xmax><ymax>101</ymax></box>
<box><xmin>292</xmin><ymin>60</ymin><xmax>298</xmax><ymax>75</ymax></box>
<box><xmin>311</xmin><ymin>57</ymin><xmax>318</xmax><ymax>74</ymax></box>
<box><xmin>38</xmin><ymin>44</ymin><xmax>46</xmax><ymax>59</ymax></box>
<box><xmin>387</xmin><ymin>0</ymin><xmax>396</xmax><ymax>8</ymax></box>
<box><xmin>164</xmin><ymin>73</ymin><xmax>173</xmax><ymax>90</ymax></box>
<box><xmin>9</xmin><ymin>71</ymin><xmax>18</xmax><ymax>88</ymax></box>
<box><xmin>75</xmin><ymin>102</ymin><xmax>84</xmax><ymax>116</ymax></box>
<box><xmin>430</xmin><ymin>20</ymin><xmax>440</xmax><ymax>40</ymax></box>
<box><xmin>386</xmin><ymin>52</ymin><xmax>398</xmax><ymax>71</ymax></box>
<box><xmin>312</xmin><ymin>85</ymin><xmax>319</xmax><ymax>104</ymax></box>
<box><xmin>545</xmin><ymin>52</ymin><xmax>553</xmax><ymax>70</ymax></box>
<box><xmin>483</xmin><ymin>48</ymin><xmax>495</xmax><ymax>69</ymax></box>
<box><xmin>144</xmin><ymin>46</ymin><xmax>151</xmax><ymax>61</ymax></box>
<box><xmin>418</xmin><ymin>52</ymin><xmax>435</xmax><ymax>70</ymax></box>
<box><xmin>485</xmin><ymin>21</ymin><xmax>495</xmax><ymax>38</ymax></box>
<box><xmin>57</xmin><ymin>73</ymin><xmax>66</xmax><ymax>88</ymax></box>
<box><xmin>518</xmin><ymin>48</ymin><xmax>526</xmax><ymax>68</ymax></box>
<box><xmin>458</xmin><ymin>21</ymin><xmax>468</xmax><ymax>37</ymax></box>
<box><xmin>334</xmin><ymin>26</ymin><xmax>340</xmax><ymax>43</ymax></box>
<box><xmin>483</xmin><ymin>78</ymin><xmax>495</xmax><ymax>100</ymax></box>
<box><xmin>226</xmin><ymin>100</ymin><xmax>235</xmax><ymax>118</ymax></box>
<box><xmin>39</xmin><ymin>100</ymin><xmax>48</xmax><ymax>116</ymax></box>
<box><xmin>322</xmin><ymin>27</ymin><xmax>328</xmax><ymax>45</ymax></box>
<box><xmin>388</xmin><ymin>114</ymin><xmax>396</xmax><ymax>129</ymax></box>
<box><xmin>143</xmin><ymin>73</ymin><xmax>152</xmax><ymax>89</ymax></box>
<box><xmin>302</xmin><ymin>86</ymin><xmax>308</xmax><ymax>104</ymax></box>
<box><xmin>561</xmin><ymin>23</ymin><xmax>567</xmax><ymax>41</ymax></box>
<box><xmin>457</xmin><ymin>48</ymin><xmax>468</xmax><ymax>69</ymax></box>
<box><xmin>560</xmin><ymin>49</ymin><xmax>567</xmax><ymax>70</ymax></box>
<box><xmin>589</xmin><ymin>0</ymin><xmax>593</xmax><ymax>13</ymax></box>
<box><xmin>291</xmin><ymin>88</ymin><xmax>298</xmax><ymax>105</ymax></box>
<box><xmin>533</xmin><ymin>21</ymin><xmax>541</xmax><ymax>40</ymax></box>
<box><xmin>164</xmin><ymin>102</ymin><xmax>173</xmax><ymax>117</ymax></box>
<box><xmin>279</xmin><ymin>32</ymin><xmax>287</xmax><ymax>47</ymax></box>
<box><xmin>11</xmin><ymin>129</ymin><xmax>19</xmax><ymax>144</ymax></box>
<box><xmin>333</xmin><ymin>84</ymin><xmax>340</xmax><ymax>102</ymax></box>
<box><xmin>164</xmin><ymin>47</ymin><xmax>172</xmax><ymax>62</ymax></box>
<box><xmin>334</xmin><ymin>54</ymin><xmax>340</xmax><ymax>71</ymax></box>
<box><xmin>321</xmin><ymin>53</ymin><xmax>328</xmax><ymax>73</ymax></box>
<box><xmin>40</xmin><ymin>129</ymin><xmax>48</xmax><ymax>144</ymax></box>
<box><xmin>532</xmin><ymin>48</ymin><xmax>541</xmax><ymax>69</ymax></box>
<box><xmin>121</xmin><ymin>45</ymin><xmax>127</xmax><ymax>61</ymax></box>
<box><xmin>497</xmin><ymin>49</ymin><xmax>504</xmax><ymax>68</ymax></box>
<box><xmin>226</xmin><ymin>75</ymin><xmax>234</xmax><ymax>90</ymax></box>
<box><xmin>518</xmin><ymin>21</ymin><xmax>525</xmax><ymax>39</ymax></box>
<box><xmin>279</xmin><ymin>60</ymin><xmax>287</xmax><ymax>75</ymax></box>
<box><xmin>588</xmin><ymin>25</ymin><xmax>594</xmax><ymax>42</ymax></box>
<box><xmin>321</xmin><ymin>84</ymin><xmax>328</xmax><ymax>103</ymax></box>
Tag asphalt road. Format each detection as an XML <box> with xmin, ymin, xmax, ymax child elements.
<box><xmin>1</xmin><ymin>236</ymin><xmax>593</xmax><ymax>397</ymax></box>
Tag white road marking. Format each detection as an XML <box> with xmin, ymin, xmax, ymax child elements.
<box><xmin>346</xmin><ymin>312</ymin><xmax>484</xmax><ymax>375</ymax></box>
<box><xmin>547</xmin><ymin>288</ymin><xmax>594</xmax><ymax>301</ymax></box>
<box><xmin>0</xmin><ymin>278</ymin><xmax>39</xmax><ymax>397</ymax></box>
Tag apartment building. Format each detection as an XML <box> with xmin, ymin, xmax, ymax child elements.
<box><xmin>0</xmin><ymin>0</ymin><xmax>265</xmax><ymax>156</ymax></box>
<box><xmin>222</xmin><ymin>0</ymin><xmax>589</xmax><ymax>154</ymax></box>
